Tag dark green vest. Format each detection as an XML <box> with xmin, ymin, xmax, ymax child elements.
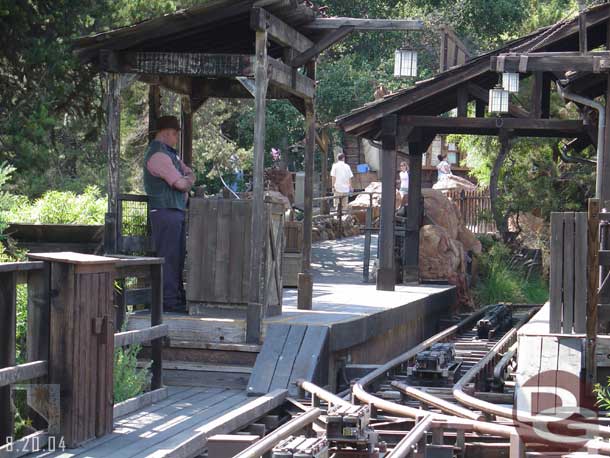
<box><xmin>143</xmin><ymin>140</ymin><xmax>186</xmax><ymax>210</ymax></box>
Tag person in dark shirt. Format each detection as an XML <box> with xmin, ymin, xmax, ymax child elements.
<box><xmin>143</xmin><ymin>116</ymin><xmax>195</xmax><ymax>312</ymax></box>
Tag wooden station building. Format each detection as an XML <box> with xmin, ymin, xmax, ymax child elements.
<box><xmin>336</xmin><ymin>2</ymin><xmax>610</xmax><ymax>291</ymax></box>
<box><xmin>72</xmin><ymin>0</ymin><xmax>423</xmax><ymax>342</ymax></box>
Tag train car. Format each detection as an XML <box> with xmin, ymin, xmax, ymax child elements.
<box><xmin>476</xmin><ymin>304</ymin><xmax>512</xmax><ymax>339</ymax></box>
<box><xmin>407</xmin><ymin>342</ymin><xmax>461</xmax><ymax>379</ymax></box>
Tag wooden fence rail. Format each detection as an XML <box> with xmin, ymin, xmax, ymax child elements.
<box><xmin>0</xmin><ymin>261</ymin><xmax>47</xmax><ymax>450</ymax></box>
<box><xmin>0</xmin><ymin>253</ymin><xmax>167</xmax><ymax>453</ymax></box>
<box><xmin>445</xmin><ymin>189</ymin><xmax>496</xmax><ymax>234</ymax></box>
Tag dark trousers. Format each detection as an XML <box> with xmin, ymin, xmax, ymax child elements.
<box><xmin>150</xmin><ymin>208</ymin><xmax>186</xmax><ymax>310</ymax></box>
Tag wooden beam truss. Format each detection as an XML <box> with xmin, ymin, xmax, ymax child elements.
<box><xmin>492</xmin><ymin>52</ymin><xmax>610</xmax><ymax>74</ymax></box>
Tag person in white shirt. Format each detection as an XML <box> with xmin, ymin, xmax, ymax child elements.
<box><xmin>436</xmin><ymin>154</ymin><xmax>453</xmax><ymax>181</ymax></box>
<box><xmin>330</xmin><ymin>153</ymin><xmax>353</xmax><ymax>211</ymax></box>
<box><xmin>398</xmin><ymin>161</ymin><xmax>409</xmax><ymax>198</ymax></box>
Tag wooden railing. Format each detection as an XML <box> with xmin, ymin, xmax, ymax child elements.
<box><xmin>0</xmin><ymin>254</ymin><xmax>168</xmax><ymax>454</ymax></box>
<box><xmin>445</xmin><ymin>189</ymin><xmax>496</xmax><ymax>234</ymax></box>
<box><xmin>0</xmin><ymin>261</ymin><xmax>52</xmax><ymax>455</ymax></box>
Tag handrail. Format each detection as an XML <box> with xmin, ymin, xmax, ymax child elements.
<box><xmin>0</xmin><ymin>361</ymin><xmax>47</xmax><ymax>388</ymax></box>
<box><xmin>114</xmin><ymin>324</ymin><xmax>169</xmax><ymax>347</ymax></box>
<box><xmin>0</xmin><ymin>261</ymin><xmax>44</xmax><ymax>274</ymax></box>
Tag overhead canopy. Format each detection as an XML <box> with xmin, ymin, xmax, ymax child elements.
<box><xmin>335</xmin><ymin>3</ymin><xmax>610</xmax><ymax>140</ymax></box>
<box><xmin>74</xmin><ymin>0</ymin><xmax>321</xmax><ymax>63</ymax></box>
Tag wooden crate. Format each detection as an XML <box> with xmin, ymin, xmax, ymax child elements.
<box><xmin>284</xmin><ymin>221</ymin><xmax>303</xmax><ymax>253</ymax></box>
<box><xmin>186</xmin><ymin>198</ymin><xmax>284</xmax><ymax>316</ymax></box>
<box><xmin>27</xmin><ymin>253</ymin><xmax>116</xmax><ymax>446</ymax></box>
<box><xmin>282</xmin><ymin>252</ymin><xmax>302</xmax><ymax>287</ymax></box>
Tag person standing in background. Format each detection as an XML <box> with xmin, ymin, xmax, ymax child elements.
<box><xmin>436</xmin><ymin>154</ymin><xmax>453</xmax><ymax>182</ymax></box>
<box><xmin>330</xmin><ymin>153</ymin><xmax>353</xmax><ymax>211</ymax></box>
<box><xmin>143</xmin><ymin>115</ymin><xmax>195</xmax><ymax>313</ymax></box>
<box><xmin>398</xmin><ymin>161</ymin><xmax>409</xmax><ymax>198</ymax></box>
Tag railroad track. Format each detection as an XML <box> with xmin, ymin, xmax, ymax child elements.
<box><xmin>231</xmin><ymin>305</ymin><xmax>610</xmax><ymax>457</ymax></box>
<box><xmin>367</xmin><ymin>304</ymin><xmax>534</xmax><ymax>417</ymax></box>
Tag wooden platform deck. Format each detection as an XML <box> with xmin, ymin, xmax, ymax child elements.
<box><xmin>30</xmin><ymin>386</ymin><xmax>285</xmax><ymax>458</ymax></box>
<box><xmin>126</xmin><ymin>236</ymin><xmax>456</xmax><ymax>350</ymax></box>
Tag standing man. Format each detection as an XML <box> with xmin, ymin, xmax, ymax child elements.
<box><xmin>144</xmin><ymin>116</ymin><xmax>195</xmax><ymax>313</ymax></box>
<box><xmin>330</xmin><ymin>153</ymin><xmax>353</xmax><ymax>211</ymax></box>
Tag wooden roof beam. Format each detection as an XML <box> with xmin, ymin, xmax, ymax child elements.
<box><xmin>251</xmin><ymin>7</ymin><xmax>313</xmax><ymax>53</ymax></box>
<box><xmin>290</xmin><ymin>25</ymin><xmax>354</xmax><ymax>67</ymax></box>
<box><xmin>268</xmin><ymin>57</ymin><xmax>315</xmax><ymax>99</ymax></box>
<box><xmin>492</xmin><ymin>52</ymin><xmax>610</xmax><ymax>73</ymax></box>
<box><xmin>302</xmin><ymin>18</ymin><xmax>424</xmax><ymax>31</ymax></box>
<box><xmin>466</xmin><ymin>83</ymin><xmax>531</xmax><ymax>118</ymax></box>
<box><xmin>100</xmin><ymin>50</ymin><xmax>255</xmax><ymax>77</ymax></box>
<box><xmin>398</xmin><ymin>115</ymin><xmax>584</xmax><ymax>138</ymax></box>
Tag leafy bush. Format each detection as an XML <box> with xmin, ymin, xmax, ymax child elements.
<box><xmin>4</xmin><ymin>186</ymin><xmax>106</xmax><ymax>225</ymax></box>
<box><xmin>113</xmin><ymin>344</ymin><xmax>151</xmax><ymax>403</ymax></box>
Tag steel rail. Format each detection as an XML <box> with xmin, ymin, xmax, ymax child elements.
<box><xmin>232</xmin><ymin>408</ymin><xmax>322</xmax><ymax>458</ymax></box>
<box><xmin>385</xmin><ymin>415</ymin><xmax>434</xmax><ymax>458</ymax></box>
<box><xmin>343</xmin><ymin>304</ymin><xmax>610</xmax><ymax>454</ymax></box>
<box><xmin>298</xmin><ymin>379</ymin><xmax>353</xmax><ymax>409</ymax></box>
<box><xmin>452</xmin><ymin>308</ymin><xmax>610</xmax><ymax>441</ymax></box>
<box><xmin>391</xmin><ymin>381</ymin><xmax>483</xmax><ymax>421</ymax></box>
<box><xmin>299</xmin><ymin>378</ymin><xmax>610</xmax><ymax>454</ymax></box>
<box><xmin>492</xmin><ymin>342</ymin><xmax>517</xmax><ymax>387</ymax></box>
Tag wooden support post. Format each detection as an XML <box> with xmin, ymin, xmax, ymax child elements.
<box><xmin>180</xmin><ymin>97</ymin><xmax>193</xmax><ymax>168</ymax></box>
<box><xmin>377</xmin><ymin>115</ymin><xmax>397</xmax><ymax>291</ymax></box>
<box><xmin>105</xmin><ymin>73</ymin><xmax>121</xmax><ymax>254</ymax></box>
<box><xmin>247</xmin><ymin>28</ymin><xmax>269</xmax><ymax>343</ymax></box>
<box><xmin>579</xmin><ymin>7</ymin><xmax>588</xmax><ymax>55</ymax></box>
<box><xmin>404</xmin><ymin>139</ymin><xmax>425</xmax><ymax>284</ymax></box>
<box><xmin>603</xmin><ymin>74</ymin><xmax>610</xmax><ymax>203</ymax></box>
<box><xmin>0</xmin><ymin>272</ymin><xmax>16</xmax><ymax>446</ymax></box>
<box><xmin>532</xmin><ymin>72</ymin><xmax>543</xmax><ymax>119</ymax></box>
<box><xmin>475</xmin><ymin>99</ymin><xmax>486</xmax><ymax>118</ymax></box>
<box><xmin>587</xmin><ymin>198</ymin><xmax>600</xmax><ymax>388</ymax></box>
<box><xmin>320</xmin><ymin>129</ymin><xmax>330</xmax><ymax>215</ymax></box>
<box><xmin>151</xmin><ymin>263</ymin><xmax>164</xmax><ymax>390</ymax></box>
<box><xmin>298</xmin><ymin>62</ymin><xmax>316</xmax><ymax>310</ymax></box>
<box><xmin>148</xmin><ymin>84</ymin><xmax>161</xmax><ymax>142</ymax></box>
<box><xmin>406</xmin><ymin>140</ymin><xmax>424</xmax><ymax>280</ymax></box>
<box><xmin>457</xmin><ymin>86</ymin><xmax>468</xmax><ymax>118</ymax></box>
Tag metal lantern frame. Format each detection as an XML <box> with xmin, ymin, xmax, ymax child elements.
<box><xmin>489</xmin><ymin>84</ymin><xmax>510</xmax><ymax>113</ymax></box>
<box><xmin>394</xmin><ymin>48</ymin><xmax>418</xmax><ymax>78</ymax></box>
<box><xmin>502</xmin><ymin>72</ymin><xmax>520</xmax><ymax>93</ymax></box>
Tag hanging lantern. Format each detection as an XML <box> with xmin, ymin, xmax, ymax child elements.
<box><xmin>394</xmin><ymin>48</ymin><xmax>418</xmax><ymax>77</ymax></box>
<box><xmin>502</xmin><ymin>72</ymin><xmax>520</xmax><ymax>93</ymax></box>
<box><xmin>489</xmin><ymin>85</ymin><xmax>510</xmax><ymax>114</ymax></box>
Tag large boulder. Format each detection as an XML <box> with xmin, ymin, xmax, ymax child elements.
<box><xmin>419</xmin><ymin>225</ymin><xmax>474</xmax><ymax>310</ymax></box>
<box><xmin>422</xmin><ymin>189</ymin><xmax>481</xmax><ymax>254</ymax></box>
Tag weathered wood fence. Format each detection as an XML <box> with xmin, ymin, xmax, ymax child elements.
<box><xmin>0</xmin><ymin>253</ymin><xmax>167</xmax><ymax>455</ymax></box>
<box><xmin>548</xmin><ymin>200</ymin><xmax>608</xmax><ymax>386</ymax></box>
<box><xmin>445</xmin><ymin>189</ymin><xmax>496</xmax><ymax>234</ymax></box>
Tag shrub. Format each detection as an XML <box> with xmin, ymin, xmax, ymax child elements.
<box><xmin>113</xmin><ymin>344</ymin><xmax>151</xmax><ymax>404</ymax></box>
<box><xmin>4</xmin><ymin>185</ymin><xmax>106</xmax><ymax>225</ymax></box>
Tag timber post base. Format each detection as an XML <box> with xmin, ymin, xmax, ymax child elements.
<box><xmin>376</xmin><ymin>267</ymin><xmax>396</xmax><ymax>291</ymax></box>
<box><xmin>402</xmin><ymin>266</ymin><xmax>420</xmax><ymax>285</ymax></box>
<box><xmin>297</xmin><ymin>272</ymin><xmax>313</xmax><ymax>310</ymax></box>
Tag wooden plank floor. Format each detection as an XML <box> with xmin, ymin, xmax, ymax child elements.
<box><xmin>126</xmin><ymin>236</ymin><xmax>455</xmax><ymax>345</ymax></box>
<box><xmin>31</xmin><ymin>386</ymin><xmax>250</xmax><ymax>458</ymax></box>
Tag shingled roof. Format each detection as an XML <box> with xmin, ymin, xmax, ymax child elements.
<box><xmin>336</xmin><ymin>3</ymin><xmax>610</xmax><ymax>139</ymax></box>
<box><xmin>73</xmin><ymin>0</ymin><xmax>323</xmax><ymax>65</ymax></box>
